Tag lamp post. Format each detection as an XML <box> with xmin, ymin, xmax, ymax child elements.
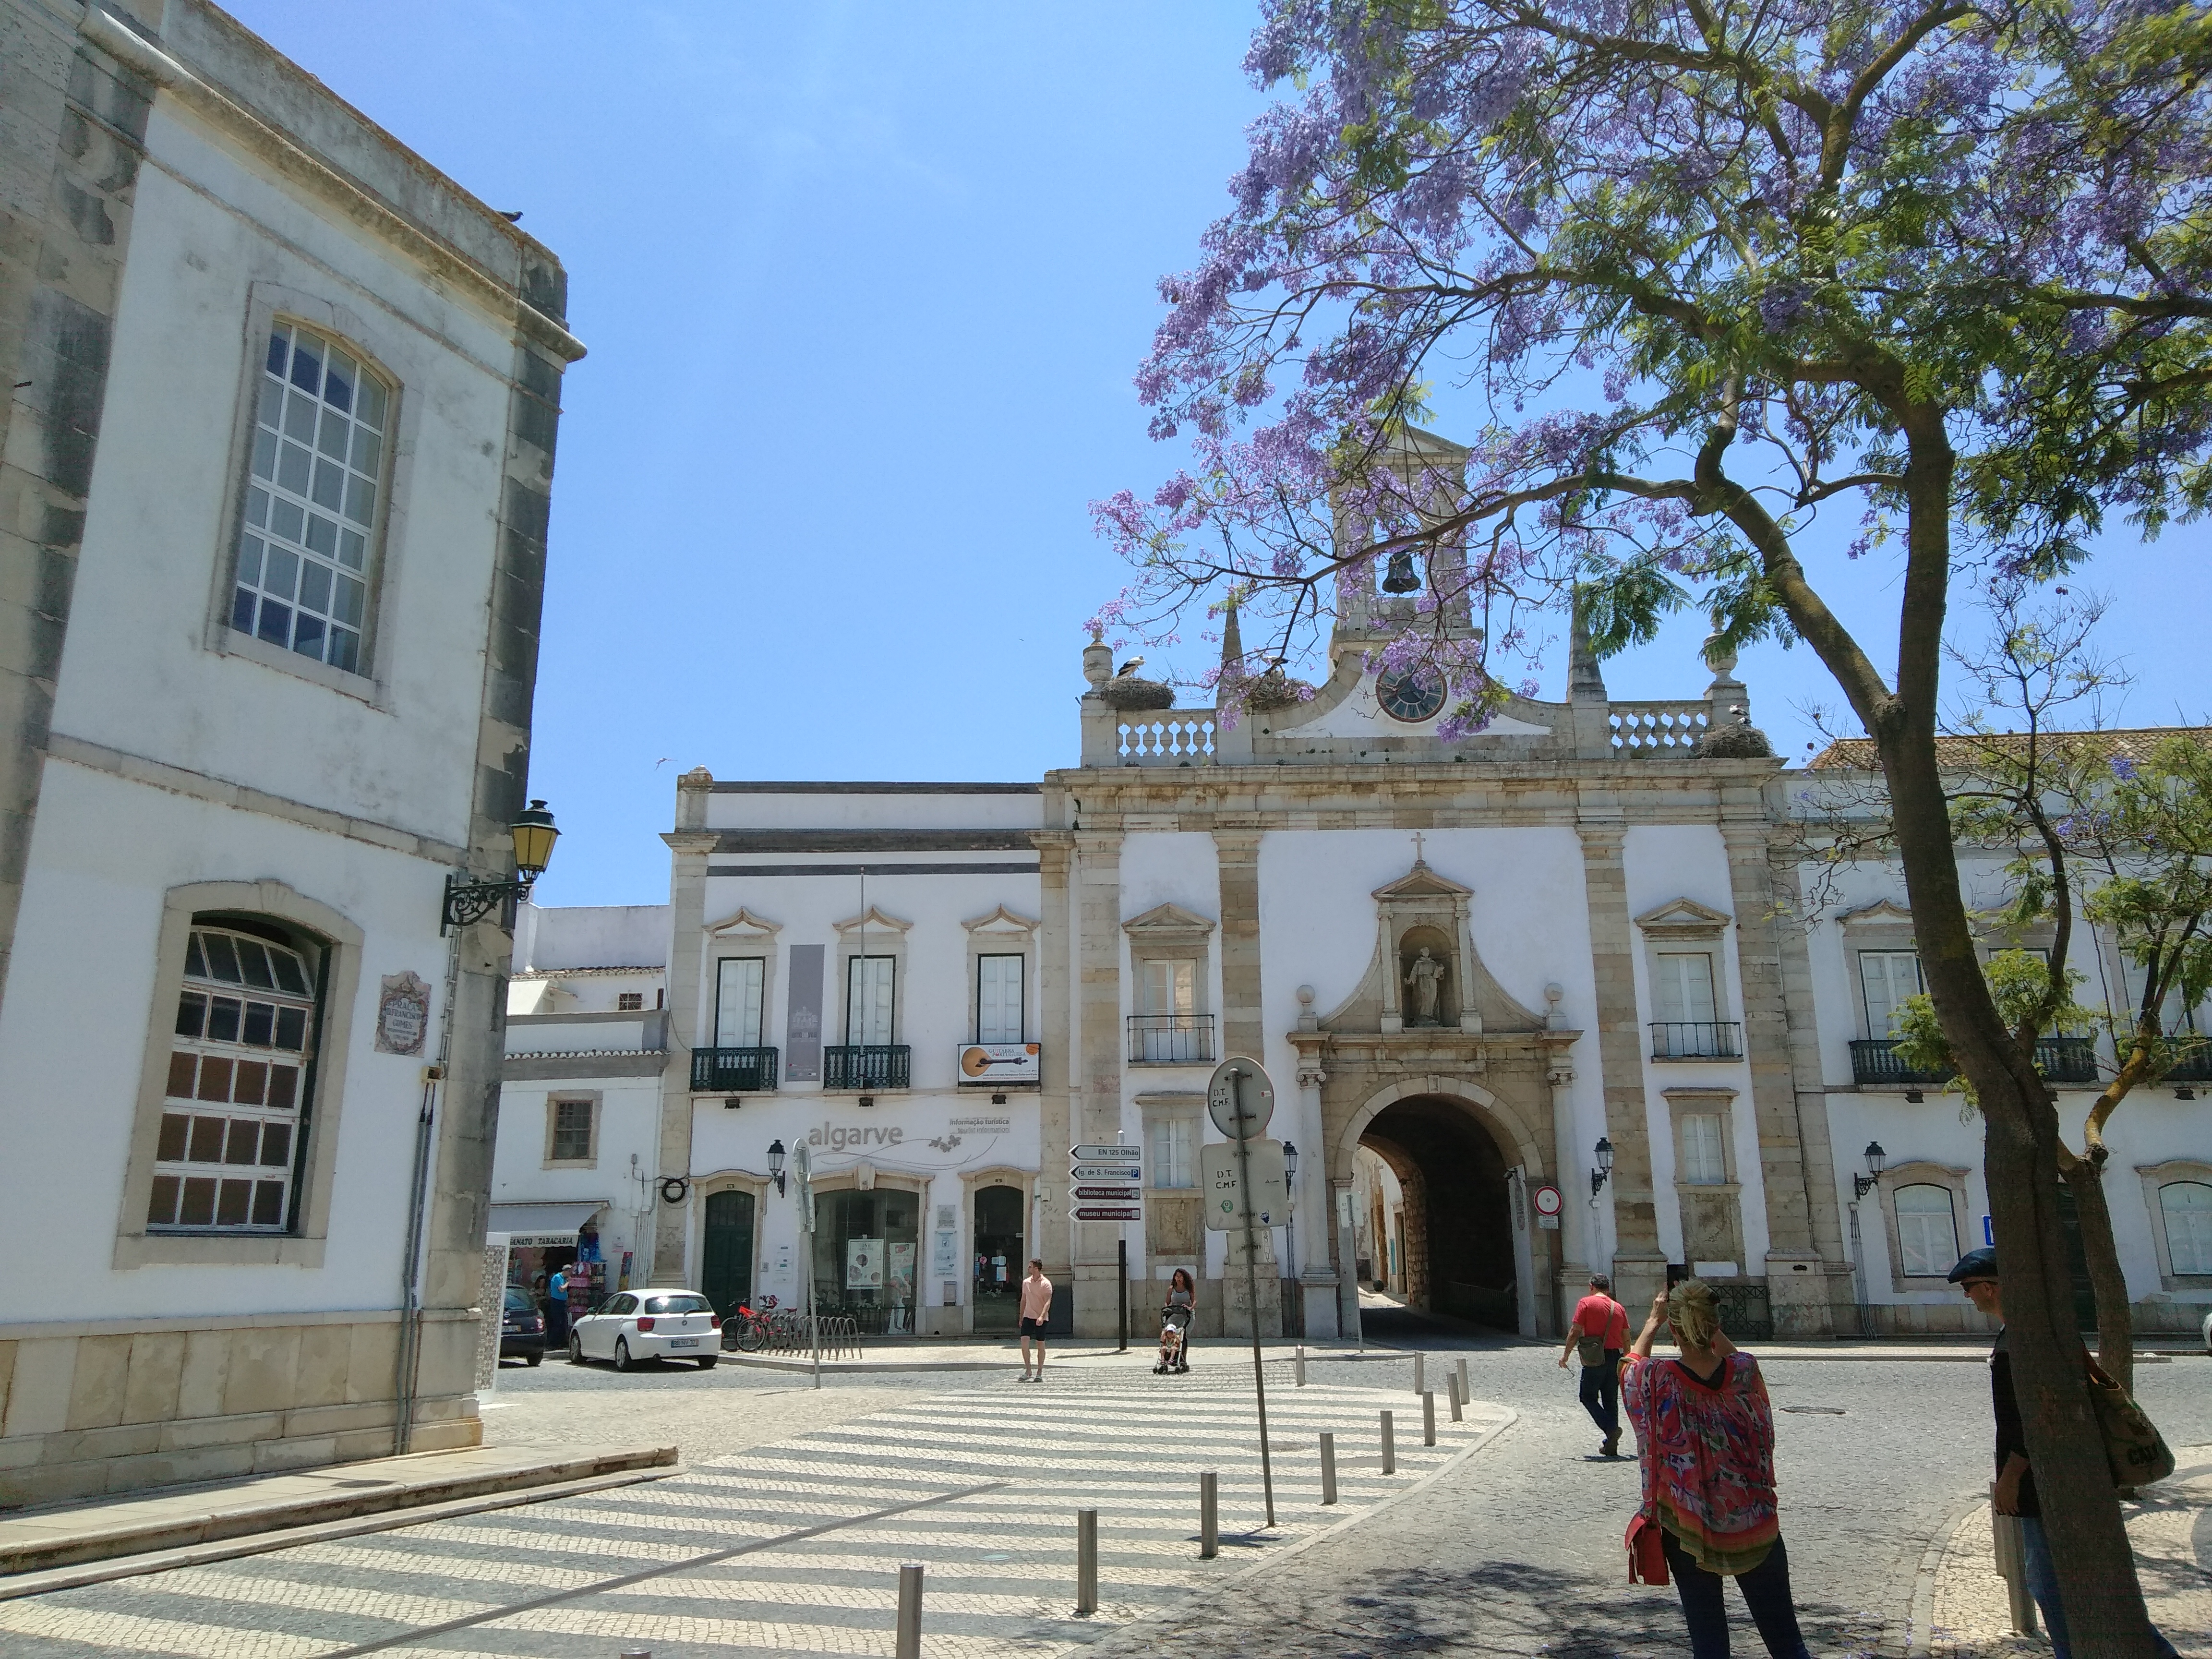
<box><xmin>1283</xmin><ymin>1140</ymin><xmax>1300</xmax><ymax>1286</ymax></box>
<box><xmin>768</xmin><ymin>1139</ymin><xmax>787</xmax><ymax>1198</ymax></box>
<box><xmin>1853</xmin><ymin>1141</ymin><xmax>1887</xmax><ymax>1200</ymax></box>
<box><xmin>441</xmin><ymin>799</ymin><xmax>559</xmax><ymax>933</ymax></box>
<box><xmin>1589</xmin><ymin>1135</ymin><xmax>1614</xmax><ymax>1199</ymax></box>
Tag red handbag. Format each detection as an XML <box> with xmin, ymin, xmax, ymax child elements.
<box><xmin>1625</xmin><ymin>1509</ymin><xmax>1670</xmax><ymax>1585</ymax></box>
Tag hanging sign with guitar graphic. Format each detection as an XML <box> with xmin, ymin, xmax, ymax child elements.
<box><xmin>956</xmin><ymin>1043</ymin><xmax>1040</xmax><ymax>1084</ymax></box>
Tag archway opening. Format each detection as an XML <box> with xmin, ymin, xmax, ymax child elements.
<box><xmin>1357</xmin><ymin>1094</ymin><xmax>1517</xmax><ymax>1333</ymax></box>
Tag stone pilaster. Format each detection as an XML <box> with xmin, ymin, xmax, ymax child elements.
<box><xmin>1548</xmin><ymin>1047</ymin><xmax>1587</xmax><ymax>1336</ymax></box>
<box><xmin>1575</xmin><ymin>818</ymin><xmax>1667</xmax><ymax>1313</ymax></box>
<box><xmin>1212</xmin><ymin>827</ymin><xmax>1265</xmax><ymax>1059</ymax></box>
<box><xmin>651</xmin><ymin>781</ymin><xmax>716</xmax><ymax>1287</ymax></box>
<box><xmin>1036</xmin><ymin>830</ymin><xmax>1074</xmax><ymax>1278</ymax></box>
<box><xmin>1072</xmin><ymin>828</ymin><xmax>1123</xmax><ymax>1334</ymax></box>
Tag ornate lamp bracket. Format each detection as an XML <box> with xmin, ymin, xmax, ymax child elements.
<box><xmin>440</xmin><ymin>874</ymin><xmax>534</xmax><ymax>935</ymax></box>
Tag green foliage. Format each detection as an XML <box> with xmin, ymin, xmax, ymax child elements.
<box><xmin>1893</xmin><ymin>950</ymin><xmax>2093</xmax><ymax>1107</ymax></box>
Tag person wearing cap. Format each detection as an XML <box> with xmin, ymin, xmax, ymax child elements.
<box><xmin>1948</xmin><ymin>1246</ymin><xmax>2177</xmax><ymax>1659</ymax></box>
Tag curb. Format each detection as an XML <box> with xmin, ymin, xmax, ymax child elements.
<box><xmin>717</xmin><ymin>1346</ymin><xmax>1415</xmax><ymax>1375</ymax></box>
<box><xmin>0</xmin><ymin>1443</ymin><xmax>676</xmax><ymax>1580</ymax></box>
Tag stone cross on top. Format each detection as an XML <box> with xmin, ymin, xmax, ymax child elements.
<box><xmin>1411</xmin><ymin>830</ymin><xmax>1426</xmax><ymax>864</ymax></box>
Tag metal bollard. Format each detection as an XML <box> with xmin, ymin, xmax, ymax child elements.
<box><xmin>1381</xmin><ymin>1409</ymin><xmax>1396</xmax><ymax>1474</ymax></box>
<box><xmin>1448</xmin><ymin>1370</ymin><xmax>1464</xmax><ymax>1421</ymax></box>
<box><xmin>1414</xmin><ymin>1351</ymin><xmax>1425</xmax><ymax>1396</ymax></box>
<box><xmin>1320</xmin><ymin>1431</ymin><xmax>1337</xmax><ymax>1504</ymax></box>
<box><xmin>618</xmin><ymin>1650</ymin><xmax>651</xmax><ymax>1659</ymax></box>
<box><xmin>895</xmin><ymin>1562</ymin><xmax>924</xmax><ymax>1659</ymax></box>
<box><xmin>1456</xmin><ymin>1355</ymin><xmax>1470</xmax><ymax>1405</ymax></box>
<box><xmin>1422</xmin><ymin>1390</ymin><xmax>1436</xmax><ymax>1446</ymax></box>
<box><xmin>1075</xmin><ymin>1507</ymin><xmax>1098</xmax><ymax>1616</ymax></box>
<box><xmin>1295</xmin><ymin>1344</ymin><xmax>1306</xmax><ymax>1386</ymax></box>
<box><xmin>1200</xmin><ymin>1470</ymin><xmax>1219</xmax><ymax>1559</ymax></box>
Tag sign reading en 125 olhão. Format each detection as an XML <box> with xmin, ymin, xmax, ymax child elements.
<box><xmin>1070</xmin><ymin>1144</ymin><xmax>1140</xmax><ymax>1163</ymax></box>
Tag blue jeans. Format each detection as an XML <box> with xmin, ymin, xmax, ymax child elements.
<box><xmin>2020</xmin><ymin>1515</ymin><xmax>2179</xmax><ymax>1659</ymax></box>
<box><xmin>1660</xmin><ymin>1532</ymin><xmax>1811</xmax><ymax>1659</ymax></box>
<box><xmin>1577</xmin><ymin>1351</ymin><xmax>1620</xmax><ymax>1440</ymax></box>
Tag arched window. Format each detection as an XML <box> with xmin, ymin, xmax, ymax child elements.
<box><xmin>146</xmin><ymin>921</ymin><xmax>322</xmax><ymax>1232</ymax></box>
<box><xmin>230</xmin><ymin>321</ymin><xmax>389</xmax><ymax>673</ymax></box>
<box><xmin>2159</xmin><ymin>1181</ymin><xmax>2212</xmax><ymax>1276</ymax></box>
<box><xmin>1894</xmin><ymin>1182</ymin><xmax>1958</xmax><ymax>1278</ymax></box>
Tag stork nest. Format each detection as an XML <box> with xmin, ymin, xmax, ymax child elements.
<box><xmin>1099</xmin><ymin>675</ymin><xmax>1175</xmax><ymax>710</ymax></box>
<box><xmin>1700</xmin><ymin>721</ymin><xmax>1774</xmax><ymax>758</ymax></box>
<box><xmin>1244</xmin><ymin>668</ymin><xmax>1316</xmax><ymax>712</ymax></box>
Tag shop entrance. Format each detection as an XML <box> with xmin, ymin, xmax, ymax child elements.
<box><xmin>1357</xmin><ymin>1094</ymin><xmax>1519</xmax><ymax>1333</ymax></box>
<box><xmin>812</xmin><ymin>1188</ymin><xmax>920</xmax><ymax>1334</ymax></box>
<box><xmin>701</xmin><ymin>1189</ymin><xmax>756</xmax><ymax>1319</ymax></box>
<box><xmin>973</xmin><ymin>1184</ymin><xmax>1024</xmax><ymax>1334</ymax></box>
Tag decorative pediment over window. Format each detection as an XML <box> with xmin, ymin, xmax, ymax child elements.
<box><xmin>963</xmin><ymin>904</ymin><xmax>1039</xmax><ymax>936</ymax></box>
<box><xmin>1123</xmin><ymin>902</ymin><xmax>1215</xmax><ymax>949</ymax></box>
<box><xmin>708</xmin><ymin>906</ymin><xmax>781</xmax><ymax>938</ymax></box>
<box><xmin>1372</xmin><ymin>862</ymin><xmax>1473</xmax><ymax>903</ymax></box>
<box><xmin>1314</xmin><ymin>856</ymin><xmax>1546</xmax><ymax>1036</ymax></box>
<box><xmin>833</xmin><ymin>905</ymin><xmax>912</xmax><ymax>936</ymax></box>
<box><xmin>1839</xmin><ymin>899</ymin><xmax>1913</xmax><ymax>926</ymax></box>
<box><xmin>1634</xmin><ymin>897</ymin><xmax>1733</xmax><ymax>940</ymax></box>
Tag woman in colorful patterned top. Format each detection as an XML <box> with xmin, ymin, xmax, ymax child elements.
<box><xmin>1621</xmin><ymin>1280</ymin><xmax>1811</xmax><ymax>1659</ymax></box>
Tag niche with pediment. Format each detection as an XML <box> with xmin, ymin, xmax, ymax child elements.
<box><xmin>1315</xmin><ymin>859</ymin><xmax>1546</xmax><ymax>1036</ymax></box>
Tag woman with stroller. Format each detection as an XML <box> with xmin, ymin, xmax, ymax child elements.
<box><xmin>1155</xmin><ymin>1268</ymin><xmax>1197</xmax><ymax>1374</ymax></box>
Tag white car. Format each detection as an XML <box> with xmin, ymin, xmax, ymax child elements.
<box><xmin>567</xmin><ymin>1288</ymin><xmax>721</xmax><ymax>1371</ymax></box>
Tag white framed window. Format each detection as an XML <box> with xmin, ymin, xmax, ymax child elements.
<box><xmin>616</xmin><ymin>992</ymin><xmax>644</xmax><ymax>1012</ymax></box>
<box><xmin>1653</xmin><ymin>952</ymin><xmax>1719</xmax><ymax>1023</ymax></box>
<box><xmin>147</xmin><ymin>926</ymin><xmax>318</xmax><ymax>1232</ymax></box>
<box><xmin>1680</xmin><ymin>1113</ymin><xmax>1727</xmax><ymax>1185</ymax></box>
<box><xmin>1894</xmin><ymin>1182</ymin><xmax>1958</xmax><ymax>1277</ymax></box>
<box><xmin>715</xmin><ymin>957</ymin><xmax>765</xmax><ymax>1047</ymax></box>
<box><xmin>2159</xmin><ymin>1181</ymin><xmax>2212</xmax><ymax>1276</ymax></box>
<box><xmin>977</xmin><ymin>953</ymin><xmax>1024</xmax><ymax>1045</ymax></box>
<box><xmin>1859</xmin><ymin>950</ymin><xmax>1924</xmax><ymax>1037</ymax></box>
<box><xmin>548</xmin><ymin>1097</ymin><xmax>596</xmax><ymax>1164</ymax></box>
<box><xmin>1143</xmin><ymin>958</ymin><xmax>1197</xmax><ymax>1016</ymax></box>
<box><xmin>1149</xmin><ymin>1117</ymin><xmax>1195</xmax><ymax>1189</ymax></box>
<box><xmin>231</xmin><ymin>323</ymin><xmax>389</xmax><ymax>673</ymax></box>
<box><xmin>846</xmin><ymin>955</ymin><xmax>894</xmax><ymax>1045</ymax></box>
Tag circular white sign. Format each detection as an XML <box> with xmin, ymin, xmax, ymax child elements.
<box><xmin>1206</xmin><ymin>1056</ymin><xmax>1275</xmax><ymax>1140</ymax></box>
<box><xmin>1532</xmin><ymin>1183</ymin><xmax>1563</xmax><ymax>1217</ymax></box>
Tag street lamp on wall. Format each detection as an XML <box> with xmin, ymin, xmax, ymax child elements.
<box><xmin>1853</xmin><ymin>1141</ymin><xmax>1887</xmax><ymax>1200</ymax></box>
<box><xmin>440</xmin><ymin>799</ymin><xmax>560</xmax><ymax>933</ymax></box>
<box><xmin>768</xmin><ymin>1139</ymin><xmax>787</xmax><ymax>1198</ymax></box>
<box><xmin>1283</xmin><ymin>1140</ymin><xmax>1299</xmax><ymax>1193</ymax></box>
<box><xmin>1589</xmin><ymin>1136</ymin><xmax>1614</xmax><ymax>1198</ymax></box>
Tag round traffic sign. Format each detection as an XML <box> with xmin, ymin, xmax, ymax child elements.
<box><xmin>1206</xmin><ymin>1056</ymin><xmax>1275</xmax><ymax>1140</ymax></box>
<box><xmin>1532</xmin><ymin>1183</ymin><xmax>1563</xmax><ymax>1217</ymax></box>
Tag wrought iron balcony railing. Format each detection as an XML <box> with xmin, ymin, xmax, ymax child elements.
<box><xmin>1851</xmin><ymin>1035</ymin><xmax>2099</xmax><ymax>1088</ymax></box>
<box><xmin>1127</xmin><ymin>1014</ymin><xmax>1215</xmax><ymax>1064</ymax></box>
<box><xmin>692</xmin><ymin>1046</ymin><xmax>778</xmax><ymax>1093</ymax></box>
<box><xmin>823</xmin><ymin>1045</ymin><xmax>911</xmax><ymax>1091</ymax></box>
<box><xmin>2036</xmin><ymin>1036</ymin><xmax>2099</xmax><ymax>1085</ymax></box>
<box><xmin>1649</xmin><ymin>1021</ymin><xmax>1743</xmax><ymax>1060</ymax></box>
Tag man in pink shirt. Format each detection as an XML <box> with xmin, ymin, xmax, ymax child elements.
<box><xmin>1018</xmin><ymin>1259</ymin><xmax>1052</xmax><ymax>1381</ymax></box>
<box><xmin>1556</xmin><ymin>1271</ymin><xmax>1630</xmax><ymax>1456</ymax></box>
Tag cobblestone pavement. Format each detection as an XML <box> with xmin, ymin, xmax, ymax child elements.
<box><xmin>0</xmin><ymin>1363</ymin><xmax>1502</xmax><ymax>1658</ymax></box>
<box><xmin>1076</xmin><ymin>1319</ymin><xmax>2212</xmax><ymax>1659</ymax></box>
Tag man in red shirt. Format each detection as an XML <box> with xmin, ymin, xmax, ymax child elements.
<box><xmin>1557</xmin><ymin>1272</ymin><xmax>1630</xmax><ymax>1456</ymax></box>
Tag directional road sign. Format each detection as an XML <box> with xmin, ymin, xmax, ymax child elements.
<box><xmin>1073</xmin><ymin>1205</ymin><xmax>1143</xmax><ymax>1221</ymax></box>
<box><xmin>1070</xmin><ymin>1145</ymin><xmax>1140</xmax><ymax>1163</ymax></box>
<box><xmin>1206</xmin><ymin>1056</ymin><xmax>1275</xmax><ymax>1140</ymax></box>
<box><xmin>1074</xmin><ymin>1185</ymin><xmax>1142</xmax><ymax>1201</ymax></box>
<box><xmin>1070</xmin><ymin>1164</ymin><xmax>1142</xmax><ymax>1182</ymax></box>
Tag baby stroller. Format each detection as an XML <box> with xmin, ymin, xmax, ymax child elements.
<box><xmin>1153</xmin><ymin>1303</ymin><xmax>1191</xmax><ymax>1374</ymax></box>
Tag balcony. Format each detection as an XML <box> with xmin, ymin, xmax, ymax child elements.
<box><xmin>1649</xmin><ymin>1021</ymin><xmax>1743</xmax><ymax>1060</ymax></box>
<box><xmin>1850</xmin><ymin>1035</ymin><xmax>2100</xmax><ymax>1088</ymax></box>
<box><xmin>691</xmin><ymin>1046</ymin><xmax>778</xmax><ymax>1093</ymax></box>
<box><xmin>824</xmin><ymin>1045</ymin><xmax>911</xmax><ymax>1091</ymax></box>
<box><xmin>2163</xmin><ymin>1044</ymin><xmax>2212</xmax><ymax>1083</ymax></box>
<box><xmin>1128</xmin><ymin>1014</ymin><xmax>1215</xmax><ymax>1064</ymax></box>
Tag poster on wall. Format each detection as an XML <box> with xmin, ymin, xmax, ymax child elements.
<box><xmin>931</xmin><ymin>1229</ymin><xmax>957</xmax><ymax>1278</ymax></box>
<box><xmin>846</xmin><ymin>1238</ymin><xmax>884</xmax><ymax>1290</ymax></box>
<box><xmin>889</xmin><ymin>1242</ymin><xmax>915</xmax><ymax>1297</ymax></box>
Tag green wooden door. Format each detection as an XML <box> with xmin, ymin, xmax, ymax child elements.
<box><xmin>701</xmin><ymin>1189</ymin><xmax>756</xmax><ymax>1319</ymax></box>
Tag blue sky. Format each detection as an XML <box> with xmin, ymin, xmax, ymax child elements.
<box><xmin>227</xmin><ymin>4</ymin><xmax>2212</xmax><ymax>908</ymax></box>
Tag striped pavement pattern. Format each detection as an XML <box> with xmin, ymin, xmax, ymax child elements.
<box><xmin>0</xmin><ymin>1372</ymin><xmax>1508</xmax><ymax>1659</ymax></box>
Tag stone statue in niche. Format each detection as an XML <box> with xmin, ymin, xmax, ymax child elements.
<box><xmin>1403</xmin><ymin>946</ymin><xmax>1448</xmax><ymax>1026</ymax></box>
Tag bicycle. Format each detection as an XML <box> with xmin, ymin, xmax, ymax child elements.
<box><xmin>726</xmin><ymin>1294</ymin><xmax>781</xmax><ymax>1353</ymax></box>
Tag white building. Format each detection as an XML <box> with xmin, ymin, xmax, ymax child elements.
<box><xmin>592</xmin><ymin>565</ymin><xmax>2208</xmax><ymax>1346</ymax></box>
<box><xmin>0</xmin><ymin>0</ymin><xmax>580</xmax><ymax>1505</ymax></box>
<box><xmin>493</xmin><ymin>903</ymin><xmax>670</xmax><ymax>1305</ymax></box>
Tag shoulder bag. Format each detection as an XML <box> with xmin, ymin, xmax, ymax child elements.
<box><xmin>1625</xmin><ymin>1509</ymin><xmax>1669</xmax><ymax>1585</ymax></box>
<box><xmin>1577</xmin><ymin>1334</ymin><xmax>1608</xmax><ymax>1366</ymax></box>
<box><xmin>2086</xmin><ymin>1359</ymin><xmax>2175</xmax><ymax>1488</ymax></box>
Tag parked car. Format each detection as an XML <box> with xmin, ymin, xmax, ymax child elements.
<box><xmin>500</xmin><ymin>1285</ymin><xmax>546</xmax><ymax>1366</ymax></box>
<box><xmin>568</xmin><ymin>1289</ymin><xmax>721</xmax><ymax>1371</ymax></box>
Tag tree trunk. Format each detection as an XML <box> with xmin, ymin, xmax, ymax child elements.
<box><xmin>2064</xmin><ymin>1152</ymin><xmax>2134</xmax><ymax>1395</ymax></box>
<box><xmin>1879</xmin><ymin>728</ymin><xmax>2160</xmax><ymax>1656</ymax></box>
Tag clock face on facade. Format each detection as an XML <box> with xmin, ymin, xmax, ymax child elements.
<box><xmin>1376</xmin><ymin>667</ymin><xmax>1447</xmax><ymax>723</ymax></box>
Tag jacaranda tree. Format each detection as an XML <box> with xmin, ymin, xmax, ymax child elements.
<box><xmin>1096</xmin><ymin>3</ymin><xmax>2212</xmax><ymax>1646</ymax></box>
